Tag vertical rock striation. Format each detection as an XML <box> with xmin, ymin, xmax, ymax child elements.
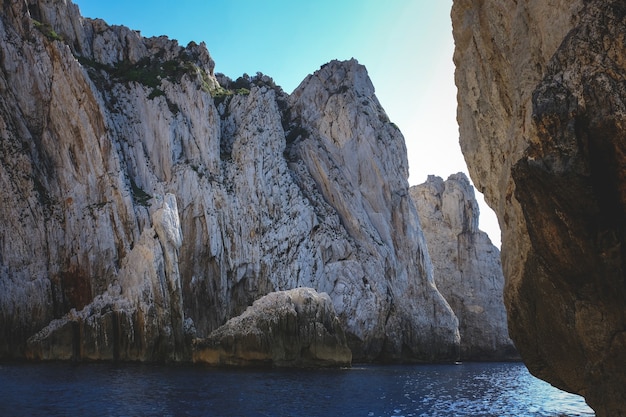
<box><xmin>411</xmin><ymin>174</ymin><xmax>517</xmax><ymax>361</ymax></box>
<box><xmin>0</xmin><ymin>0</ymin><xmax>460</xmax><ymax>363</ymax></box>
<box><xmin>453</xmin><ymin>0</ymin><xmax>626</xmax><ymax>414</ymax></box>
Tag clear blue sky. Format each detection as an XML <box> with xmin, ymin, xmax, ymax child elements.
<box><xmin>72</xmin><ymin>0</ymin><xmax>501</xmax><ymax>246</ymax></box>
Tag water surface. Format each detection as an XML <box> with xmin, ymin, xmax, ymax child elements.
<box><xmin>0</xmin><ymin>361</ymin><xmax>594</xmax><ymax>416</ymax></box>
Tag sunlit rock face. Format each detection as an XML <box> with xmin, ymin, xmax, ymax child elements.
<box><xmin>0</xmin><ymin>0</ymin><xmax>460</xmax><ymax>364</ymax></box>
<box><xmin>453</xmin><ymin>0</ymin><xmax>626</xmax><ymax>414</ymax></box>
<box><xmin>192</xmin><ymin>288</ymin><xmax>352</xmax><ymax>367</ymax></box>
<box><xmin>410</xmin><ymin>174</ymin><xmax>517</xmax><ymax>361</ymax></box>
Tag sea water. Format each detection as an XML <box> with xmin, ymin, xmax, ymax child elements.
<box><xmin>0</xmin><ymin>361</ymin><xmax>594</xmax><ymax>416</ymax></box>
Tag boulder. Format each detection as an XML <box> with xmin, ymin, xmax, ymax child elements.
<box><xmin>192</xmin><ymin>288</ymin><xmax>352</xmax><ymax>367</ymax></box>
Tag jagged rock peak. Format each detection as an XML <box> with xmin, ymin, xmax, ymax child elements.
<box><xmin>308</xmin><ymin>59</ymin><xmax>376</xmax><ymax>96</ymax></box>
<box><xmin>410</xmin><ymin>173</ymin><xmax>517</xmax><ymax>361</ymax></box>
<box><xmin>416</xmin><ymin>173</ymin><xmax>479</xmax><ymax>235</ymax></box>
<box><xmin>20</xmin><ymin>0</ymin><xmax>216</xmax><ymax>75</ymax></box>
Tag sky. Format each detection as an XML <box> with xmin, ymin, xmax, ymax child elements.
<box><xmin>72</xmin><ymin>0</ymin><xmax>501</xmax><ymax>247</ymax></box>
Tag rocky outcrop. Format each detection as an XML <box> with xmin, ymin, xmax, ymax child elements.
<box><xmin>193</xmin><ymin>288</ymin><xmax>352</xmax><ymax>367</ymax></box>
<box><xmin>0</xmin><ymin>0</ymin><xmax>460</xmax><ymax>364</ymax></box>
<box><xmin>453</xmin><ymin>0</ymin><xmax>626</xmax><ymax>414</ymax></box>
<box><xmin>410</xmin><ymin>174</ymin><xmax>517</xmax><ymax>361</ymax></box>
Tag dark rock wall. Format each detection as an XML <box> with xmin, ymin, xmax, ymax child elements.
<box><xmin>453</xmin><ymin>0</ymin><xmax>626</xmax><ymax>414</ymax></box>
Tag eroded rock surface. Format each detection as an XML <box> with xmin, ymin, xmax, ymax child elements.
<box><xmin>193</xmin><ymin>287</ymin><xmax>352</xmax><ymax>367</ymax></box>
<box><xmin>453</xmin><ymin>0</ymin><xmax>626</xmax><ymax>414</ymax></box>
<box><xmin>0</xmin><ymin>0</ymin><xmax>459</xmax><ymax>364</ymax></box>
<box><xmin>410</xmin><ymin>174</ymin><xmax>517</xmax><ymax>361</ymax></box>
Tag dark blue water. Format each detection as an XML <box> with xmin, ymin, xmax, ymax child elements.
<box><xmin>0</xmin><ymin>362</ymin><xmax>593</xmax><ymax>417</ymax></box>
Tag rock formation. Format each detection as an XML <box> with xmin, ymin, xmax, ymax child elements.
<box><xmin>453</xmin><ymin>0</ymin><xmax>626</xmax><ymax>414</ymax></box>
<box><xmin>410</xmin><ymin>174</ymin><xmax>517</xmax><ymax>361</ymax></box>
<box><xmin>0</xmin><ymin>0</ymin><xmax>460</xmax><ymax>364</ymax></box>
<box><xmin>193</xmin><ymin>287</ymin><xmax>352</xmax><ymax>367</ymax></box>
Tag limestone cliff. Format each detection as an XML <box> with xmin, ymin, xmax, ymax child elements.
<box><xmin>0</xmin><ymin>0</ymin><xmax>460</xmax><ymax>363</ymax></box>
<box><xmin>453</xmin><ymin>0</ymin><xmax>626</xmax><ymax>414</ymax></box>
<box><xmin>410</xmin><ymin>174</ymin><xmax>517</xmax><ymax>361</ymax></box>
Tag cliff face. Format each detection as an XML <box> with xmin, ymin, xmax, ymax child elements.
<box><xmin>453</xmin><ymin>0</ymin><xmax>626</xmax><ymax>415</ymax></box>
<box><xmin>410</xmin><ymin>174</ymin><xmax>517</xmax><ymax>361</ymax></box>
<box><xmin>0</xmin><ymin>0</ymin><xmax>460</xmax><ymax>363</ymax></box>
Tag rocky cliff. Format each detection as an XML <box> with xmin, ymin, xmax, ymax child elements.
<box><xmin>0</xmin><ymin>0</ymin><xmax>461</xmax><ymax>363</ymax></box>
<box><xmin>453</xmin><ymin>0</ymin><xmax>626</xmax><ymax>415</ymax></box>
<box><xmin>410</xmin><ymin>174</ymin><xmax>517</xmax><ymax>361</ymax></box>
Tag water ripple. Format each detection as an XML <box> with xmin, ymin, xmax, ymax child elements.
<box><xmin>0</xmin><ymin>362</ymin><xmax>594</xmax><ymax>416</ymax></box>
